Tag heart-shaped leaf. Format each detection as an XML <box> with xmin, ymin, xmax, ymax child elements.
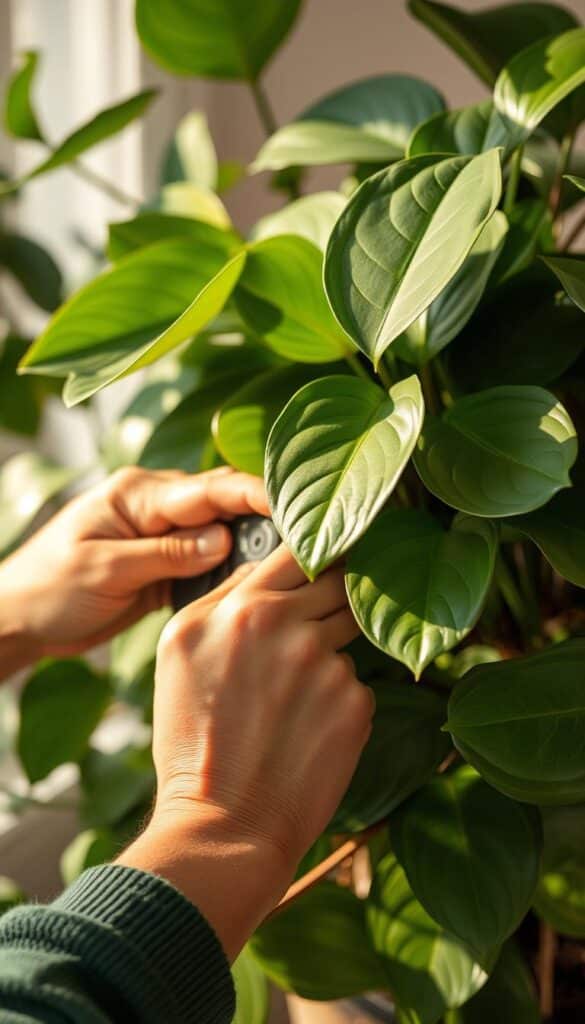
<box><xmin>534</xmin><ymin>804</ymin><xmax>585</xmax><ymax>939</ymax></box>
<box><xmin>330</xmin><ymin>674</ymin><xmax>450</xmax><ymax>832</ymax></box>
<box><xmin>252</xmin><ymin>75</ymin><xmax>445</xmax><ymax>171</ymax></box>
<box><xmin>367</xmin><ymin>853</ymin><xmax>489</xmax><ymax>1024</ymax></box>
<box><xmin>251</xmin><ymin>192</ymin><xmax>346</xmax><ymax>252</ymax></box>
<box><xmin>252</xmin><ymin>881</ymin><xmax>386</xmax><ymax>1000</ymax></box>
<box><xmin>446</xmin><ymin>638</ymin><xmax>585</xmax><ymax>805</ymax></box>
<box><xmin>324</xmin><ymin>151</ymin><xmax>502</xmax><ymax>366</ymax></box>
<box><xmin>511</xmin><ymin>488</ymin><xmax>585</xmax><ymax>588</ymax></box>
<box><xmin>543</xmin><ymin>254</ymin><xmax>585</xmax><ymax>313</ymax></box>
<box><xmin>394</xmin><ymin>211</ymin><xmax>507</xmax><ymax>367</ymax></box>
<box><xmin>266</xmin><ymin>374</ymin><xmax>424</xmax><ymax>579</ymax></box>
<box><xmin>107</xmin><ymin>212</ymin><xmax>239</xmax><ymax>261</ymax></box>
<box><xmin>135</xmin><ymin>0</ymin><xmax>302</xmax><ymax>80</ymax></box>
<box><xmin>392</xmin><ymin>765</ymin><xmax>542</xmax><ymax>957</ymax></box>
<box><xmin>346</xmin><ymin>510</ymin><xmax>497</xmax><ymax>678</ymax></box>
<box><xmin>19</xmin><ymin>659</ymin><xmax>111</xmax><ymax>784</ymax></box>
<box><xmin>445</xmin><ymin>942</ymin><xmax>540</xmax><ymax>1024</ymax></box>
<box><xmin>408</xmin><ymin>100</ymin><xmax>497</xmax><ymax>156</ymax></box>
<box><xmin>414</xmin><ymin>385</ymin><xmax>577</xmax><ymax>517</ymax></box>
<box><xmin>3</xmin><ymin>50</ymin><xmax>44</xmax><ymax>141</ymax></box>
<box><xmin>0</xmin><ymin>453</ymin><xmax>76</xmax><ymax>557</ymax></box>
<box><xmin>232</xmin><ymin>947</ymin><xmax>269</xmax><ymax>1024</ymax></box>
<box><xmin>235</xmin><ymin>236</ymin><xmax>351</xmax><ymax>363</ymax></box>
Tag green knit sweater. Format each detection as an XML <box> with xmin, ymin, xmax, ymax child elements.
<box><xmin>0</xmin><ymin>865</ymin><xmax>235</xmax><ymax>1022</ymax></box>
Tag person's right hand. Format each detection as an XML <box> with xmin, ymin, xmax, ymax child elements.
<box><xmin>118</xmin><ymin>545</ymin><xmax>374</xmax><ymax>960</ymax></box>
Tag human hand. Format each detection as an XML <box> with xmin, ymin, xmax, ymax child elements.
<box><xmin>119</xmin><ymin>545</ymin><xmax>374</xmax><ymax>959</ymax></box>
<box><xmin>0</xmin><ymin>466</ymin><xmax>268</xmax><ymax>675</ymax></box>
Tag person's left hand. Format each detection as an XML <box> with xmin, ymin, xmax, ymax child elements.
<box><xmin>0</xmin><ymin>466</ymin><xmax>268</xmax><ymax>670</ymax></box>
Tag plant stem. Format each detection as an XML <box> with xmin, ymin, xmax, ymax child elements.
<box><xmin>250</xmin><ymin>78</ymin><xmax>278</xmax><ymax>138</ymax></box>
<box><xmin>71</xmin><ymin>160</ymin><xmax>142</xmax><ymax>207</ymax></box>
<box><xmin>539</xmin><ymin>920</ymin><xmax>557</xmax><ymax>1020</ymax></box>
<box><xmin>377</xmin><ymin>359</ymin><xmax>394</xmax><ymax>391</ymax></box>
<box><xmin>345</xmin><ymin>351</ymin><xmax>371</xmax><ymax>382</ymax></box>
<box><xmin>421</xmin><ymin>362</ymin><xmax>440</xmax><ymax>415</ymax></box>
<box><xmin>495</xmin><ymin>555</ymin><xmax>528</xmax><ymax>637</ymax></box>
<box><xmin>503</xmin><ymin>145</ymin><xmax>523</xmax><ymax>216</ymax></box>
<box><xmin>433</xmin><ymin>356</ymin><xmax>455</xmax><ymax>407</ymax></box>
<box><xmin>550</xmin><ymin>132</ymin><xmax>574</xmax><ymax>222</ymax></box>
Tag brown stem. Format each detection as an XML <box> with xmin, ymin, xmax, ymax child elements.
<box><xmin>538</xmin><ymin>920</ymin><xmax>557</xmax><ymax>1019</ymax></box>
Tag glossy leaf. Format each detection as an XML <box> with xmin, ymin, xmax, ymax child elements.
<box><xmin>107</xmin><ymin>212</ymin><xmax>239</xmax><ymax>261</ymax></box>
<box><xmin>162</xmin><ymin>111</ymin><xmax>218</xmax><ymax>190</ymax></box>
<box><xmin>18</xmin><ymin>659</ymin><xmax>111</xmax><ymax>784</ymax></box>
<box><xmin>3</xmin><ymin>50</ymin><xmax>43</xmax><ymax>141</ymax></box>
<box><xmin>367</xmin><ymin>853</ymin><xmax>488</xmax><ymax>1024</ymax></box>
<box><xmin>213</xmin><ymin>364</ymin><xmax>318</xmax><ymax>475</ymax></box>
<box><xmin>446</xmin><ymin>638</ymin><xmax>585</xmax><ymax>805</ymax></box>
<box><xmin>80</xmin><ymin>745</ymin><xmax>155</xmax><ymax>828</ymax></box>
<box><xmin>511</xmin><ymin>488</ymin><xmax>585</xmax><ymax>588</ymax></box>
<box><xmin>542</xmin><ymin>254</ymin><xmax>585</xmax><ymax>313</ymax></box>
<box><xmin>395</xmin><ymin>211</ymin><xmax>507</xmax><ymax>367</ymax></box>
<box><xmin>347</xmin><ymin>510</ymin><xmax>497</xmax><ymax>679</ymax></box>
<box><xmin>534</xmin><ymin>804</ymin><xmax>585</xmax><ymax>938</ymax></box>
<box><xmin>232</xmin><ymin>947</ymin><xmax>269</xmax><ymax>1024</ymax></box>
<box><xmin>0</xmin><ymin>453</ymin><xmax>75</xmax><ymax>557</ymax></box>
<box><xmin>445</xmin><ymin>942</ymin><xmax>540</xmax><ymax>1024</ymax></box>
<box><xmin>252</xmin><ymin>75</ymin><xmax>445</xmax><ymax>171</ymax></box>
<box><xmin>491</xmin><ymin>200</ymin><xmax>551</xmax><ymax>286</ymax></box>
<box><xmin>61</xmin><ymin>829</ymin><xmax>120</xmax><ymax>887</ymax></box>
<box><xmin>392</xmin><ymin>765</ymin><xmax>542</xmax><ymax>957</ymax></box>
<box><xmin>330</xmin><ymin>675</ymin><xmax>450</xmax><ymax>832</ymax></box>
<box><xmin>565</xmin><ymin>173</ymin><xmax>585</xmax><ymax>194</ymax></box>
<box><xmin>235</xmin><ymin>236</ymin><xmax>351</xmax><ymax>363</ymax></box>
<box><xmin>0</xmin><ymin>233</ymin><xmax>63</xmax><ymax>312</ymax></box>
<box><xmin>252</xmin><ymin>881</ymin><xmax>386</xmax><ymax>1000</ymax></box>
<box><xmin>409</xmin><ymin>0</ymin><xmax>578</xmax><ymax>86</ymax></box>
<box><xmin>408</xmin><ymin>100</ymin><xmax>496</xmax><ymax>156</ymax></box>
<box><xmin>135</xmin><ymin>0</ymin><xmax>302</xmax><ymax>80</ymax></box>
<box><xmin>267</xmin><ymin>374</ymin><xmax>424</xmax><ymax>579</ymax></box>
<box><xmin>414</xmin><ymin>385</ymin><xmax>577</xmax><ymax>518</ymax></box>
<box><xmin>20</xmin><ymin>241</ymin><xmax>246</xmax><ymax>405</ymax></box>
<box><xmin>161</xmin><ymin>182</ymin><xmax>231</xmax><ymax>228</ymax></box>
<box><xmin>251</xmin><ymin>192</ymin><xmax>346</xmax><ymax>251</ymax></box>
<box><xmin>324</xmin><ymin>151</ymin><xmax>502</xmax><ymax>366</ymax></box>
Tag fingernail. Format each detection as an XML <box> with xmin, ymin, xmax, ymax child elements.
<box><xmin>196</xmin><ymin>524</ymin><xmax>230</xmax><ymax>556</ymax></box>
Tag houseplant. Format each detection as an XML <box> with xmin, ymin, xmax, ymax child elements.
<box><xmin>2</xmin><ymin>0</ymin><xmax>585</xmax><ymax>1019</ymax></box>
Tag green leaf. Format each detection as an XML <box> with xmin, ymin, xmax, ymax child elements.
<box><xmin>161</xmin><ymin>181</ymin><xmax>231</xmax><ymax>228</ymax></box>
<box><xmin>251</xmin><ymin>191</ymin><xmax>346</xmax><ymax>252</ymax></box>
<box><xmin>392</xmin><ymin>765</ymin><xmax>542</xmax><ymax>957</ymax></box>
<box><xmin>409</xmin><ymin>0</ymin><xmax>578</xmax><ymax>87</ymax></box>
<box><xmin>252</xmin><ymin>881</ymin><xmax>386</xmax><ymax>1000</ymax></box>
<box><xmin>213</xmin><ymin>364</ymin><xmax>318</xmax><ymax>475</ymax></box>
<box><xmin>0</xmin><ymin>336</ymin><xmax>43</xmax><ymax>437</ymax></box>
<box><xmin>18</xmin><ymin>659</ymin><xmax>111</xmax><ymax>784</ymax></box>
<box><xmin>491</xmin><ymin>200</ymin><xmax>551</xmax><ymax>287</ymax></box>
<box><xmin>0</xmin><ymin>233</ymin><xmax>63</xmax><ymax>312</ymax></box>
<box><xmin>252</xmin><ymin>75</ymin><xmax>445</xmax><ymax>171</ymax></box>
<box><xmin>161</xmin><ymin>111</ymin><xmax>218</xmax><ymax>190</ymax></box>
<box><xmin>61</xmin><ymin>828</ymin><xmax>121</xmax><ymax>887</ymax></box>
<box><xmin>0</xmin><ymin>877</ymin><xmax>25</xmax><ymax>915</ymax></box>
<box><xmin>446</xmin><ymin>637</ymin><xmax>585</xmax><ymax>805</ymax></box>
<box><xmin>20</xmin><ymin>241</ymin><xmax>246</xmax><ymax>405</ymax></box>
<box><xmin>445</xmin><ymin>942</ymin><xmax>540</xmax><ymax>1024</ymax></box>
<box><xmin>3</xmin><ymin>50</ymin><xmax>44</xmax><ymax>141</ymax></box>
<box><xmin>511</xmin><ymin>487</ymin><xmax>585</xmax><ymax>588</ymax></box>
<box><xmin>408</xmin><ymin>100</ymin><xmax>497</xmax><ymax>157</ymax></box>
<box><xmin>232</xmin><ymin>947</ymin><xmax>269</xmax><ymax>1024</ymax></box>
<box><xmin>330</xmin><ymin>675</ymin><xmax>450</xmax><ymax>832</ymax></box>
<box><xmin>367</xmin><ymin>853</ymin><xmax>489</xmax><ymax>1024</ymax></box>
<box><xmin>324</xmin><ymin>151</ymin><xmax>502</xmax><ymax>366</ymax></box>
<box><xmin>414</xmin><ymin>385</ymin><xmax>577</xmax><ymax>518</ymax></box>
<box><xmin>542</xmin><ymin>254</ymin><xmax>585</xmax><ymax>313</ymax></box>
<box><xmin>107</xmin><ymin>211</ymin><xmax>239</xmax><ymax>261</ymax></box>
<box><xmin>534</xmin><ymin>804</ymin><xmax>585</xmax><ymax>938</ymax></box>
<box><xmin>80</xmin><ymin>745</ymin><xmax>155</xmax><ymax>827</ymax></box>
<box><xmin>267</xmin><ymin>374</ymin><xmax>424</xmax><ymax>579</ymax></box>
<box><xmin>486</xmin><ymin>29</ymin><xmax>585</xmax><ymax>150</ymax></box>
<box><xmin>235</xmin><ymin>236</ymin><xmax>351</xmax><ymax>363</ymax></box>
<box><xmin>135</xmin><ymin>0</ymin><xmax>302</xmax><ymax>80</ymax></box>
<box><xmin>394</xmin><ymin>211</ymin><xmax>507</xmax><ymax>367</ymax></box>
<box><xmin>110</xmin><ymin>607</ymin><xmax>171</xmax><ymax>714</ymax></box>
<box><xmin>565</xmin><ymin>173</ymin><xmax>585</xmax><ymax>194</ymax></box>
<box><xmin>346</xmin><ymin>510</ymin><xmax>497</xmax><ymax>679</ymax></box>
<box><xmin>0</xmin><ymin>453</ymin><xmax>75</xmax><ymax>557</ymax></box>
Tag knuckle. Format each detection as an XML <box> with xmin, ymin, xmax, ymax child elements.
<box><xmin>158</xmin><ymin>612</ymin><xmax>198</xmax><ymax>657</ymax></box>
<box><xmin>345</xmin><ymin>683</ymin><xmax>375</xmax><ymax>725</ymax></box>
<box><xmin>159</xmin><ymin>533</ymin><xmax>190</xmax><ymax>565</ymax></box>
<box><xmin>108</xmin><ymin>466</ymin><xmax>144</xmax><ymax>493</ymax></box>
<box><xmin>221</xmin><ymin>592</ymin><xmax>266</xmax><ymax>636</ymax></box>
<box><xmin>286</xmin><ymin>625</ymin><xmax>322</xmax><ymax>668</ymax></box>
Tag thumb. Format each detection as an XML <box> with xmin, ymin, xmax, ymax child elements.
<box><xmin>196</xmin><ymin>560</ymin><xmax>258</xmax><ymax>611</ymax></box>
<box><xmin>107</xmin><ymin>524</ymin><xmax>232</xmax><ymax>590</ymax></box>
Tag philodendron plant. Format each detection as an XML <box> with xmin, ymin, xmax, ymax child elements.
<box><xmin>4</xmin><ymin>0</ymin><xmax>585</xmax><ymax>1020</ymax></box>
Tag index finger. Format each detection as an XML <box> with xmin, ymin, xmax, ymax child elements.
<box><xmin>243</xmin><ymin>543</ymin><xmax>308</xmax><ymax>591</ymax></box>
<box><xmin>161</xmin><ymin>468</ymin><xmax>270</xmax><ymax>528</ymax></box>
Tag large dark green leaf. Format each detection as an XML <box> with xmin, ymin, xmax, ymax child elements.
<box><xmin>0</xmin><ymin>233</ymin><xmax>63</xmax><ymax>312</ymax></box>
<box><xmin>232</xmin><ymin>947</ymin><xmax>269</xmax><ymax>1024</ymax></box>
<box><xmin>0</xmin><ymin>453</ymin><xmax>75</xmax><ymax>557</ymax></box>
<box><xmin>534</xmin><ymin>804</ymin><xmax>585</xmax><ymax>938</ymax></box>
<box><xmin>3</xmin><ymin>50</ymin><xmax>43</xmax><ymax>141</ymax></box>
<box><xmin>135</xmin><ymin>0</ymin><xmax>302</xmax><ymax>80</ymax></box>
<box><xmin>392</xmin><ymin>765</ymin><xmax>542</xmax><ymax>957</ymax></box>
<box><xmin>511</xmin><ymin>487</ymin><xmax>585</xmax><ymax>587</ymax></box>
<box><xmin>446</xmin><ymin>638</ymin><xmax>585</xmax><ymax>805</ymax></box>
<box><xmin>445</xmin><ymin>942</ymin><xmax>540</xmax><ymax>1024</ymax></box>
<box><xmin>324</xmin><ymin>151</ymin><xmax>502</xmax><ymax>366</ymax></box>
<box><xmin>252</xmin><ymin>881</ymin><xmax>386</xmax><ymax>1000</ymax></box>
<box><xmin>330</xmin><ymin>675</ymin><xmax>450</xmax><ymax>832</ymax></box>
<box><xmin>252</xmin><ymin>75</ymin><xmax>445</xmax><ymax>171</ymax></box>
<box><xmin>107</xmin><ymin>212</ymin><xmax>240</xmax><ymax>261</ymax></box>
<box><xmin>0</xmin><ymin>336</ymin><xmax>43</xmax><ymax>437</ymax></box>
<box><xmin>18</xmin><ymin>659</ymin><xmax>111</xmax><ymax>784</ymax></box>
<box><xmin>414</xmin><ymin>385</ymin><xmax>577</xmax><ymax>517</ymax></box>
<box><xmin>266</xmin><ymin>374</ymin><xmax>424</xmax><ymax>579</ymax></box>
<box><xmin>235</xmin><ymin>236</ymin><xmax>351</xmax><ymax>363</ymax></box>
<box><xmin>409</xmin><ymin>0</ymin><xmax>578</xmax><ymax>87</ymax></box>
<box><xmin>367</xmin><ymin>853</ymin><xmax>489</xmax><ymax>1024</ymax></box>
<box><xmin>80</xmin><ymin>745</ymin><xmax>155</xmax><ymax>828</ymax></box>
<box><xmin>542</xmin><ymin>254</ymin><xmax>585</xmax><ymax>313</ymax></box>
<box><xmin>20</xmin><ymin>241</ymin><xmax>245</xmax><ymax>405</ymax></box>
<box><xmin>251</xmin><ymin>192</ymin><xmax>346</xmax><ymax>251</ymax></box>
<box><xmin>346</xmin><ymin>510</ymin><xmax>497</xmax><ymax>679</ymax></box>
<box><xmin>394</xmin><ymin>212</ymin><xmax>507</xmax><ymax>367</ymax></box>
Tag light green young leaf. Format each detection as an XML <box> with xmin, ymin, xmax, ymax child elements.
<box><xmin>0</xmin><ymin>233</ymin><xmax>63</xmax><ymax>312</ymax></box>
<box><xmin>266</xmin><ymin>374</ymin><xmax>424</xmax><ymax>579</ymax></box>
<box><xmin>135</xmin><ymin>0</ymin><xmax>302</xmax><ymax>80</ymax></box>
<box><xmin>367</xmin><ymin>853</ymin><xmax>489</xmax><ymax>1024</ymax></box>
<box><xmin>235</xmin><ymin>235</ymin><xmax>351</xmax><ymax>363</ymax></box>
<box><xmin>414</xmin><ymin>385</ymin><xmax>577</xmax><ymax>518</ymax></box>
<box><xmin>3</xmin><ymin>50</ymin><xmax>44</xmax><ymax>141</ymax></box>
<box><xmin>446</xmin><ymin>637</ymin><xmax>585</xmax><ymax>805</ymax></box>
<box><xmin>542</xmin><ymin>254</ymin><xmax>585</xmax><ymax>313</ymax></box>
<box><xmin>251</xmin><ymin>192</ymin><xmax>346</xmax><ymax>252</ymax></box>
<box><xmin>534</xmin><ymin>804</ymin><xmax>585</xmax><ymax>938</ymax></box>
<box><xmin>511</xmin><ymin>487</ymin><xmax>585</xmax><ymax>588</ymax></box>
<box><xmin>395</xmin><ymin>211</ymin><xmax>507</xmax><ymax>366</ymax></box>
<box><xmin>392</xmin><ymin>765</ymin><xmax>542</xmax><ymax>958</ymax></box>
<box><xmin>161</xmin><ymin>111</ymin><xmax>218</xmax><ymax>190</ymax></box>
<box><xmin>346</xmin><ymin>510</ymin><xmax>497</xmax><ymax>679</ymax></box>
<box><xmin>565</xmin><ymin>173</ymin><xmax>585</xmax><ymax>194</ymax></box>
<box><xmin>324</xmin><ymin>151</ymin><xmax>502</xmax><ymax>366</ymax></box>
<box><xmin>232</xmin><ymin>947</ymin><xmax>269</xmax><ymax>1024</ymax></box>
<box><xmin>408</xmin><ymin>100</ymin><xmax>496</xmax><ymax>156</ymax></box>
<box><xmin>107</xmin><ymin>211</ymin><xmax>239</xmax><ymax>261</ymax></box>
<box><xmin>18</xmin><ymin>659</ymin><xmax>111</xmax><ymax>784</ymax></box>
<box><xmin>0</xmin><ymin>453</ymin><xmax>75</xmax><ymax>557</ymax></box>
<box><xmin>252</xmin><ymin>75</ymin><xmax>445</xmax><ymax>171</ymax></box>
<box><xmin>445</xmin><ymin>942</ymin><xmax>540</xmax><ymax>1024</ymax></box>
<box><xmin>161</xmin><ymin>181</ymin><xmax>231</xmax><ymax>228</ymax></box>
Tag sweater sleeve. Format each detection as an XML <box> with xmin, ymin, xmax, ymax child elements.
<box><xmin>0</xmin><ymin>864</ymin><xmax>236</xmax><ymax>1024</ymax></box>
